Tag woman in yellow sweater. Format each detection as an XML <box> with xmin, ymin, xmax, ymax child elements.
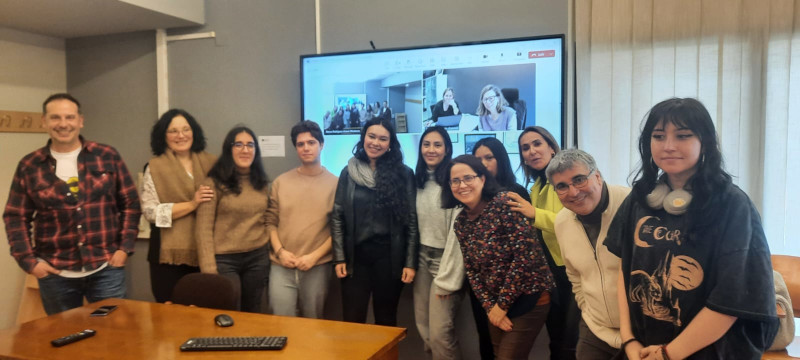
<box><xmin>507</xmin><ymin>126</ymin><xmax>578</xmax><ymax>360</ymax></box>
<box><xmin>196</xmin><ymin>126</ymin><xmax>270</xmax><ymax>313</ymax></box>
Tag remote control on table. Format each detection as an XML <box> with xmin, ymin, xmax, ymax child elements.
<box><xmin>51</xmin><ymin>329</ymin><xmax>96</xmax><ymax>347</ymax></box>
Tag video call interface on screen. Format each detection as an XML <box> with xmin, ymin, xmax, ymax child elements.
<box><xmin>301</xmin><ymin>35</ymin><xmax>564</xmax><ymax>182</ymax></box>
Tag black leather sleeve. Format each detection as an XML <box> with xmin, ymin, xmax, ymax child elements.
<box><xmin>331</xmin><ymin>168</ymin><xmax>348</xmax><ymax>263</ymax></box>
<box><xmin>403</xmin><ymin>166</ymin><xmax>419</xmax><ymax>269</ymax></box>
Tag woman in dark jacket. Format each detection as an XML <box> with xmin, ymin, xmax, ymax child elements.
<box><xmin>430</xmin><ymin>87</ymin><xmax>460</xmax><ymax>124</ymax></box>
<box><xmin>332</xmin><ymin>117</ymin><xmax>419</xmax><ymax>326</ymax></box>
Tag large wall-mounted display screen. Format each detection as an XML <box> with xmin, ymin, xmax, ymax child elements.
<box><xmin>300</xmin><ymin>35</ymin><xmax>565</xmax><ymax>182</ymax></box>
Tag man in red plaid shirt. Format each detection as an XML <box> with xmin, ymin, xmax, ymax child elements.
<box><xmin>3</xmin><ymin>93</ymin><xmax>140</xmax><ymax>315</ymax></box>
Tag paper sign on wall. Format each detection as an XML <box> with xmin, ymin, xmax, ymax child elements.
<box><xmin>258</xmin><ymin>136</ymin><xmax>285</xmax><ymax>157</ymax></box>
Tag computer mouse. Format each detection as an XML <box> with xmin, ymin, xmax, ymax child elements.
<box><xmin>214</xmin><ymin>314</ymin><xmax>234</xmax><ymax>327</ymax></box>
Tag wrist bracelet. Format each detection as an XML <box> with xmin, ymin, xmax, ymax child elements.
<box><xmin>621</xmin><ymin>338</ymin><xmax>637</xmax><ymax>350</ymax></box>
<box><xmin>661</xmin><ymin>344</ymin><xmax>672</xmax><ymax>360</ymax></box>
<box><xmin>276</xmin><ymin>247</ymin><xmax>284</xmax><ymax>257</ymax></box>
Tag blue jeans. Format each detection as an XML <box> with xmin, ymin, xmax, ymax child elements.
<box><xmin>37</xmin><ymin>265</ymin><xmax>127</xmax><ymax>315</ymax></box>
<box><xmin>215</xmin><ymin>246</ymin><xmax>269</xmax><ymax>313</ymax></box>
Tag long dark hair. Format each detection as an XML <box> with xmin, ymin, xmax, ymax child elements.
<box><xmin>207</xmin><ymin>126</ymin><xmax>268</xmax><ymax>194</ymax></box>
<box><xmin>518</xmin><ymin>126</ymin><xmax>560</xmax><ymax>185</ymax></box>
<box><xmin>415</xmin><ymin>126</ymin><xmax>453</xmax><ymax>188</ymax></box>
<box><xmin>632</xmin><ymin>97</ymin><xmax>731</xmax><ymax>240</ymax></box>
<box><xmin>472</xmin><ymin>137</ymin><xmax>517</xmax><ymax>189</ymax></box>
<box><xmin>441</xmin><ymin>155</ymin><xmax>503</xmax><ymax>209</ymax></box>
<box><xmin>353</xmin><ymin>118</ymin><xmax>410</xmax><ymax>223</ymax></box>
<box><xmin>150</xmin><ymin>109</ymin><xmax>207</xmax><ymax>155</ymax></box>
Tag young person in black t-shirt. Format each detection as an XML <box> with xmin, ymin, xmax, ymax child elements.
<box><xmin>606</xmin><ymin>98</ymin><xmax>779</xmax><ymax>360</ymax></box>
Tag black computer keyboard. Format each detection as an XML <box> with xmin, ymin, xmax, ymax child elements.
<box><xmin>179</xmin><ymin>336</ymin><xmax>287</xmax><ymax>351</ymax></box>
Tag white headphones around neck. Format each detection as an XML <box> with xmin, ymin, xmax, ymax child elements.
<box><xmin>646</xmin><ymin>182</ymin><xmax>692</xmax><ymax>215</ymax></box>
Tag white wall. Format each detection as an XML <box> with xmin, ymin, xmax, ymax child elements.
<box><xmin>0</xmin><ymin>27</ymin><xmax>66</xmax><ymax>329</ymax></box>
<box><xmin>120</xmin><ymin>0</ymin><xmax>205</xmax><ymax>24</ymax></box>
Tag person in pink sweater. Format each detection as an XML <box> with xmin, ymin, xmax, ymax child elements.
<box><xmin>266</xmin><ymin>121</ymin><xmax>338</xmax><ymax>319</ymax></box>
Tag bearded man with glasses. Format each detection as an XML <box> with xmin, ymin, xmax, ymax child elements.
<box><xmin>548</xmin><ymin>149</ymin><xmax>631</xmax><ymax>360</ymax></box>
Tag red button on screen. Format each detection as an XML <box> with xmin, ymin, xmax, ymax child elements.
<box><xmin>528</xmin><ymin>50</ymin><xmax>556</xmax><ymax>58</ymax></box>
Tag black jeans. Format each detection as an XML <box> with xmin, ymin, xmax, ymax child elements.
<box><xmin>149</xmin><ymin>262</ymin><xmax>199</xmax><ymax>303</ymax></box>
<box><xmin>340</xmin><ymin>242</ymin><xmax>404</xmax><ymax>326</ymax></box>
<box><xmin>577</xmin><ymin>319</ymin><xmax>621</xmax><ymax>360</ymax></box>
<box><xmin>215</xmin><ymin>246</ymin><xmax>269</xmax><ymax>313</ymax></box>
<box><xmin>468</xmin><ymin>285</ymin><xmax>495</xmax><ymax>360</ymax></box>
<box><xmin>546</xmin><ymin>264</ymin><xmax>580</xmax><ymax>360</ymax></box>
<box><xmin>147</xmin><ymin>224</ymin><xmax>200</xmax><ymax>303</ymax></box>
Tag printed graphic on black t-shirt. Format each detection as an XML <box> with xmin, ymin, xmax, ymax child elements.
<box><xmin>606</xmin><ymin>186</ymin><xmax>780</xmax><ymax>359</ymax></box>
<box><xmin>630</xmin><ymin>215</ymin><xmax>703</xmax><ymax>327</ymax></box>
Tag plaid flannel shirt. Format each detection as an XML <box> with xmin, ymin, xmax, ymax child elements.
<box><xmin>3</xmin><ymin>137</ymin><xmax>141</xmax><ymax>273</ymax></box>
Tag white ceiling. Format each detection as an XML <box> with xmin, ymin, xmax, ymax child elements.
<box><xmin>0</xmin><ymin>0</ymin><xmax>203</xmax><ymax>39</ymax></box>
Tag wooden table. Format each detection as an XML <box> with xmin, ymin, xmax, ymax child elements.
<box><xmin>0</xmin><ymin>299</ymin><xmax>406</xmax><ymax>359</ymax></box>
<box><xmin>763</xmin><ymin>336</ymin><xmax>800</xmax><ymax>359</ymax></box>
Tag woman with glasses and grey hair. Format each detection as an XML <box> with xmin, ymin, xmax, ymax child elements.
<box><xmin>196</xmin><ymin>126</ymin><xmax>270</xmax><ymax>313</ymax></box>
<box><xmin>476</xmin><ymin>84</ymin><xmax>517</xmax><ymax>131</ymax></box>
<box><xmin>442</xmin><ymin>154</ymin><xmax>553</xmax><ymax>360</ymax></box>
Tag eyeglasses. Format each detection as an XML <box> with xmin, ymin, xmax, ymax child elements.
<box><xmin>232</xmin><ymin>141</ymin><xmax>256</xmax><ymax>151</ymax></box>
<box><xmin>553</xmin><ymin>169</ymin><xmax>595</xmax><ymax>194</ymax></box>
<box><xmin>482</xmin><ymin>95</ymin><xmax>498</xmax><ymax>103</ymax></box>
<box><xmin>167</xmin><ymin>128</ymin><xmax>192</xmax><ymax>136</ymax></box>
<box><xmin>449</xmin><ymin>174</ymin><xmax>480</xmax><ymax>187</ymax></box>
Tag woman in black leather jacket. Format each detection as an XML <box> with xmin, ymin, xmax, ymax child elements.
<box><xmin>332</xmin><ymin>117</ymin><xmax>419</xmax><ymax>326</ymax></box>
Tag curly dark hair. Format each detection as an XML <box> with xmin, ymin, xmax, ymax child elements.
<box><xmin>632</xmin><ymin>97</ymin><xmax>732</xmax><ymax>241</ymax></box>
<box><xmin>441</xmin><ymin>155</ymin><xmax>503</xmax><ymax>209</ymax></box>
<box><xmin>472</xmin><ymin>137</ymin><xmax>518</xmax><ymax>189</ymax></box>
<box><xmin>150</xmin><ymin>109</ymin><xmax>207</xmax><ymax>156</ymax></box>
<box><xmin>353</xmin><ymin>118</ymin><xmax>410</xmax><ymax>224</ymax></box>
<box><xmin>207</xmin><ymin>126</ymin><xmax>268</xmax><ymax>194</ymax></box>
<box><xmin>518</xmin><ymin>126</ymin><xmax>560</xmax><ymax>185</ymax></box>
<box><xmin>414</xmin><ymin>126</ymin><xmax>453</xmax><ymax>188</ymax></box>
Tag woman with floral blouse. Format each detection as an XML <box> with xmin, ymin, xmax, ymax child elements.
<box><xmin>441</xmin><ymin>154</ymin><xmax>554</xmax><ymax>359</ymax></box>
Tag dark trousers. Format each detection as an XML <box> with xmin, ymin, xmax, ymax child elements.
<box><xmin>146</xmin><ymin>225</ymin><xmax>200</xmax><ymax>303</ymax></box>
<box><xmin>340</xmin><ymin>244</ymin><xmax>404</xmax><ymax>326</ymax></box>
<box><xmin>468</xmin><ymin>286</ymin><xmax>495</xmax><ymax>360</ymax></box>
<box><xmin>148</xmin><ymin>262</ymin><xmax>199</xmax><ymax>303</ymax></box>
<box><xmin>577</xmin><ymin>319</ymin><xmax>622</xmax><ymax>360</ymax></box>
<box><xmin>546</xmin><ymin>264</ymin><xmax>580</xmax><ymax>360</ymax></box>
<box><xmin>215</xmin><ymin>246</ymin><xmax>269</xmax><ymax>313</ymax></box>
<box><xmin>488</xmin><ymin>302</ymin><xmax>550</xmax><ymax>360</ymax></box>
